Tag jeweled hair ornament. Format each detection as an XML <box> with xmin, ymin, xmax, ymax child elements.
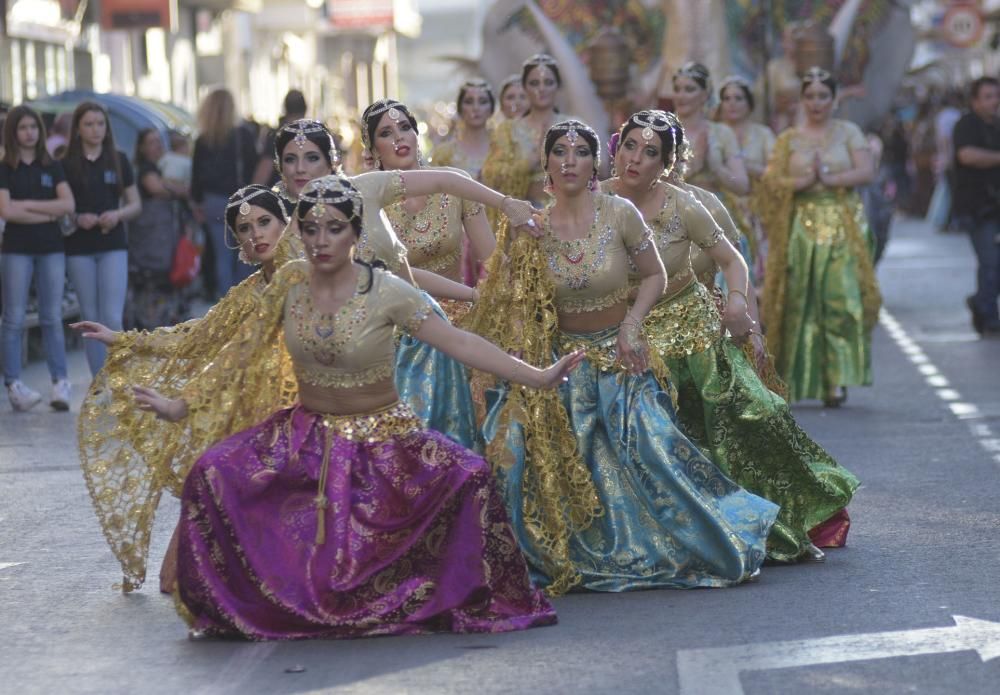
<box><xmin>543</xmin><ymin>120</ymin><xmax>601</xmax><ymax>169</ymax></box>
<box><xmin>227</xmin><ymin>186</ymin><xmax>272</xmax><ymax>219</ymax></box>
<box><xmin>675</xmin><ymin>61</ymin><xmax>711</xmax><ymax>91</ymax></box>
<box><xmin>297</xmin><ymin>175</ymin><xmax>363</xmax><ymax>221</ymax></box>
<box><xmin>630</xmin><ymin>109</ymin><xmax>674</xmax><ymax>142</ymax></box>
<box><xmin>523</xmin><ymin>53</ymin><xmax>558</xmax><ymax>69</ymax></box>
<box><xmin>802</xmin><ymin>66</ymin><xmax>833</xmax><ymax>85</ymax></box>
<box><xmin>462</xmin><ymin>78</ymin><xmax>492</xmax><ymax>92</ymax></box>
<box><xmin>360</xmin><ymin>99</ymin><xmax>411</xmax><ymax>150</ymax></box>
<box><xmin>277</xmin><ymin>118</ymin><xmax>340</xmax><ymax>166</ymax></box>
<box><xmin>720</xmin><ymin>75</ymin><xmax>751</xmax><ymax>91</ymax></box>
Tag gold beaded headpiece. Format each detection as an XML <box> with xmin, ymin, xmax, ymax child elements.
<box><xmin>296</xmin><ymin>175</ymin><xmax>363</xmax><ymax>222</ymax></box>
<box><xmin>543</xmin><ymin>119</ymin><xmax>601</xmax><ymax>169</ymax></box>
<box><xmin>275</xmin><ymin>118</ymin><xmax>339</xmax><ymax>167</ymax></box>
<box><xmin>360</xmin><ymin>99</ymin><xmax>414</xmax><ymax>151</ymax></box>
<box><xmin>802</xmin><ymin>66</ymin><xmax>833</xmax><ymax>85</ymax></box>
<box><xmin>226</xmin><ymin>185</ymin><xmax>272</xmax><ymax>219</ymax></box>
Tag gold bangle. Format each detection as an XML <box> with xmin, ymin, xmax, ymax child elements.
<box><xmin>727</xmin><ymin>289</ymin><xmax>749</xmax><ymax>305</ymax></box>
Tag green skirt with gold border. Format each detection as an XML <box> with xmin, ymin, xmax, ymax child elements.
<box><xmin>649</xmin><ymin>281</ymin><xmax>860</xmax><ymax>561</ymax></box>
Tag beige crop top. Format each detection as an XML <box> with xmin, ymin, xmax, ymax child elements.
<box><xmin>736</xmin><ymin>122</ymin><xmax>777</xmax><ymax>179</ymax></box>
<box><xmin>383</xmin><ymin>167</ymin><xmax>484</xmax><ymax>277</ymax></box>
<box><xmin>540</xmin><ymin>193</ymin><xmax>654</xmax><ymax>314</ymax></box>
<box><xmin>786</xmin><ymin>119</ymin><xmax>869</xmax><ymax>193</ymax></box>
<box><xmin>349</xmin><ymin>171</ymin><xmax>411</xmax><ymax>274</ymax></box>
<box><xmin>600</xmin><ymin>180</ymin><xmax>722</xmax><ymax>281</ymax></box>
<box><xmin>284</xmin><ymin>262</ymin><xmax>432</xmax><ymax>388</ymax></box>
<box><xmin>683</xmin><ymin>183</ymin><xmax>743</xmax><ymax>283</ymax></box>
<box><xmin>685</xmin><ymin>121</ymin><xmax>741</xmax><ymax>192</ymax></box>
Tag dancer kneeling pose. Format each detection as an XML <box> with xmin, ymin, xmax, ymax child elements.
<box><xmin>96</xmin><ymin>175</ymin><xmax>582</xmax><ymax>639</ymax></box>
<box><xmin>469</xmin><ymin>120</ymin><xmax>779</xmax><ymax>595</ymax></box>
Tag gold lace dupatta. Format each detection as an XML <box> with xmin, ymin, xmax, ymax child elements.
<box><xmin>753</xmin><ymin>132</ymin><xmax>881</xmax><ymax>368</ymax></box>
<box><xmin>460</xmin><ymin>220</ymin><xmax>601</xmax><ymax>596</ymax></box>
<box><xmin>78</xmin><ymin>261</ymin><xmax>303</xmax><ymax>592</ymax></box>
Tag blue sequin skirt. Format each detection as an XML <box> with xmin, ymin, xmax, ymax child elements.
<box><xmin>483</xmin><ymin>325</ymin><xmax>778</xmax><ymax>592</ymax></box>
<box><xmin>395</xmin><ymin>292</ymin><xmax>479</xmax><ymax>450</ymax></box>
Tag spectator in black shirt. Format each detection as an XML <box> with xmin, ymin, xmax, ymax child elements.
<box><xmin>0</xmin><ymin>105</ymin><xmax>75</xmax><ymax>411</ymax></box>
<box><xmin>252</xmin><ymin>88</ymin><xmax>307</xmax><ymax>188</ymax></box>
<box><xmin>953</xmin><ymin>77</ymin><xmax>1000</xmax><ymax>334</ymax></box>
<box><xmin>62</xmin><ymin>101</ymin><xmax>142</xmax><ymax>375</ymax></box>
<box><xmin>190</xmin><ymin>88</ymin><xmax>258</xmax><ymax>299</ymax></box>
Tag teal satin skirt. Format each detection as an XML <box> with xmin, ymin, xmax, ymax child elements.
<box><xmin>395</xmin><ymin>292</ymin><xmax>479</xmax><ymax>450</ymax></box>
<box><xmin>483</xmin><ymin>326</ymin><xmax>778</xmax><ymax>592</ymax></box>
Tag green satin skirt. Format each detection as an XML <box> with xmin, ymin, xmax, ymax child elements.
<box><xmin>653</xmin><ymin>283</ymin><xmax>860</xmax><ymax>561</ymax></box>
<box><xmin>778</xmin><ymin>191</ymin><xmax>873</xmax><ymax>402</ymax></box>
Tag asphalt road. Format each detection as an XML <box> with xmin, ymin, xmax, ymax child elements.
<box><xmin>2</xmin><ymin>216</ymin><xmax>998</xmax><ymax>695</ymax></box>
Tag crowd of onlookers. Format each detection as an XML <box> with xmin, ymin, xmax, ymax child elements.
<box><xmin>874</xmin><ymin>78</ymin><xmax>1000</xmax><ymax>334</ymax></box>
<box><xmin>0</xmin><ymin>87</ymin><xmax>311</xmax><ymax>411</ymax></box>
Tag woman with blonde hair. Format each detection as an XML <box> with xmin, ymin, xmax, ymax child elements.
<box><xmin>190</xmin><ymin>87</ymin><xmax>258</xmax><ymax>299</ymax></box>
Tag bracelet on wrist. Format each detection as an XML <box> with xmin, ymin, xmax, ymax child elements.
<box><xmin>727</xmin><ymin>288</ymin><xmax>749</xmax><ymax>305</ymax></box>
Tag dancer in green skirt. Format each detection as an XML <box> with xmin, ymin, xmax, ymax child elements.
<box><xmin>604</xmin><ymin>109</ymin><xmax>859</xmax><ymax>561</ymax></box>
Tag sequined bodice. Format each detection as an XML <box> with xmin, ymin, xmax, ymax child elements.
<box><xmin>349</xmin><ymin>171</ymin><xmax>410</xmax><ymax>273</ymax></box>
<box><xmin>786</xmin><ymin>120</ymin><xmax>868</xmax><ymax>193</ymax></box>
<box><xmin>385</xmin><ymin>193</ymin><xmax>464</xmax><ymax>276</ymax></box>
<box><xmin>541</xmin><ymin>194</ymin><xmax>652</xmax><ymax>314</ymax></box>
<box><xmin>685</xmin><ymin>121</ymin><xmax>740</xmax><ymax>192</ymax></box>
<box><xmin>284</xmin><ymin>266</ymin><xmax>430</xmax><ymax>388</ymax></box>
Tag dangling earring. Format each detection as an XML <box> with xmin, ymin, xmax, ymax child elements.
<box><xmin>649</xmin><ymin>168</ymin><xmax>664</xmax><ymax>190</ymax></box>
<box><xmin>416</xmin><ymin>148</ymin><xmax>427</xmax><ymax>167</ymax></box>
<box><xmin>238</xmin><ymin>246</ymin><xmax>256</xmax><ymax>265</ymax></box>
<box><xmin>587</xmin><ymin>172</ymin><xmax>597</xmax><ymax>192</ymax></box>
<box><xmin>543</xmin><ymin>174</ymin><xmax>553</xmax><ymax>195</ymax></box>
<box><xmin>273</xmin><ymin>157</ymin><xmax>280</xmax><ymax>175</ymax></box>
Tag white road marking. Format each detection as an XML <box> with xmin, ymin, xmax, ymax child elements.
<box><xmin>677</xmin><ymin>615</ymin><xmax>1000</xmax><ymax>695</ymax></box>
<box><xmin>881</xmin><ymin>310</ymin><xmax>999</xmax><ymax>461</ymax></box>
<box><xmin>0</xmin><ymin>562</ymin><xmax>26</xmax><ymax>571</ymax></box>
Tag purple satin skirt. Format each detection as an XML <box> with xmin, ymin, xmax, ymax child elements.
<box><xmin>176</xmin><ymin>402</ymin><xmax>556</xmax><ymax>640</ymax></box>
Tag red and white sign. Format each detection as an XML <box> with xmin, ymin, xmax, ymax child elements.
<box><xmin>327</xmin><ymin>0</ymin><xmax>394</xmax><ymax>30</ymax></box>
<box><xmin>941</xmin><ymin>2</ymin><xmax>985</xmax><ymax>49</ymax></box>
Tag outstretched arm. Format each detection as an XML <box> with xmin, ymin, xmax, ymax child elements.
<box><xmin>412</xmin><ymin>313</ymin><xmax>583</xmax><ymax>389</ymax></box>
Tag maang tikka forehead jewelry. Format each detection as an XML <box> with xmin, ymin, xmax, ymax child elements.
<box><xmin>360</xmin><ymin>99</ymin><xmax>413</xmax><ymax>150</ymax></box>
<box><xmin>299</xmin><ymin>175</ymin><xmax>363</xmax><ymax>221</ymax></box>
<box><xmin>802</xmin><ymin>66</ymin><xmax>832</xmax><ymax>84</ymax></box>
<box><xmin>227</xmin><ymin>185</ymin><xmax>271</xmax><ymax>218</ymax></box>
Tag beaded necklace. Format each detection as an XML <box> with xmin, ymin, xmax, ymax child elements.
<box><xmin>289</xmin><ymin>270</ymin><xmax>368</xmax><ymax>367</ymax></box>
<box><xmin>542</xmin><ymin>200</ymin><xmax>614</xmax><ymax>291</ymax></box>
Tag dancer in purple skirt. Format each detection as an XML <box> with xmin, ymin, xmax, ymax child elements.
<box><xmin>109</xmin><ymin>174</ymin><xmax>582</xmax><ymax>640</ymax></box>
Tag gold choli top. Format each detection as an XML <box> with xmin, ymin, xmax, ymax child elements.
<box><xmin>601</xmin><ymin>180</ymin><xmax>722</xmax><ymax>290</ymax></box>
<box><xmin>383</xmin><ymin>167</ymin><xmax>484</xmax><ymax>279</ymax></box>
<box><xmin>283</xmin><ymin>262</ymin><xmax>432</xmax><ymax>389</ymax></box>
<box><xmin>540</xmin><ymin>193</ymin><xmax>653</xmax><ymax>314</ymax></box>
<box><xmin>786</xmin><ymin>119</ymin><xmax>869</xmax><ymax>193</ymax></box>
<box><xmin>734</xmin><ymin>122</ymin><xmax>776</xmax><ymax>179</ymax></box>
<box><xmin>685</xmin><ymin>120</ymin><xmax>741</xmax><ymax>192</ymax></box>
<box><xmin>683</xmin><ymin>183</ymin><xmax>743</xmax><ymax>285</ymax></box>
<box><xmin>431</xmin><ymin>138</ymin><xmax>488</xmax><ymax>181</ymax></box>
<box><xmin>348</xmin><ymin>171</ymin><xmax>410</xmax><ymax>274</ymax></box>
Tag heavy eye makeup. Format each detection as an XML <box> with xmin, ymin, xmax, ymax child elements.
<box><xmin>622</xmin><ymin>138</ymin><xmax>660</xmax><ymax>159</ymax></box>
<box><xmin>301</xmin><ymin>219</ymin><xmax>348</xmax><ymax>236</ymax></box>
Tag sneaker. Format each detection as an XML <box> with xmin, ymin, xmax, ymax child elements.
<box><xmin>50</xmin><ymin>379</ymin><xmax>71</xmax><ymax>411</ymax></box>
<box><xmin>8</xmin><ymin>380</ymin><xmax>42</xmax><ymax>412</ymax></box>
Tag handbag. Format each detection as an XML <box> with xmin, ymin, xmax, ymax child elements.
<box><xmin>169</xmin><ymin>235</ymin><xmax>202</xmax><ymax>288</ymax></box>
